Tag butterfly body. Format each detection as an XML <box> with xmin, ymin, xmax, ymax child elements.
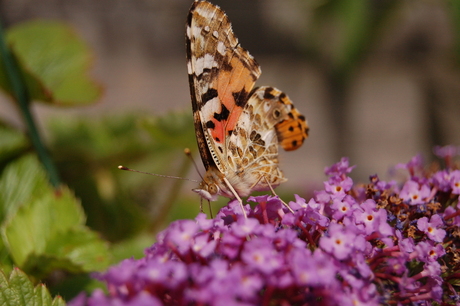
<box><xmin>186</xmin><ymin>1</ymin><xmax>309</xmax><ymax>204</ymax></box>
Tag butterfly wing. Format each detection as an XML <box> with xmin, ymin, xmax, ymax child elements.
<box><xmin>225</xmin><ymin>86</ymin><xmax>309</xmax><ymax>195</ymax></box>
<box><xmin>186</xmin><ymin>1</ymin><xmax>261</xmax><ymax>173</ymax></box>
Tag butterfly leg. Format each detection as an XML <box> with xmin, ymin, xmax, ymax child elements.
<box><xmin>223</xmin><ymin>177</ymin><xmax>248</xmax><ymax>219</ymax></box>
<box><xmin>207</xmin><ymin>200</ymin><xmax>213</xmax><ymax>218</ymax></box>
<box><xmin>261</xmin><ymin>176</ymin><xmax>295</xmax><ymax>214</ymax></box>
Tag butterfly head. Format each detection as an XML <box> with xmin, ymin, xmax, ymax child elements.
<box><xmin>192</xmin><ymin>167</ymin><xmax>226</xmax><ymax>201</ymax></box>
<box><xmin>193</xmin><ymin>181</ymin><xmax>220</xmax><ymax>201</ymax></box>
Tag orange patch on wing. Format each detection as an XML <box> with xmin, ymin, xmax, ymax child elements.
<box><xmin>210</xmin><ymin>120</ymin><xmax>225</xmax><ymax>144</ymax></box>
<box><xmin>217</xmin><ymin>57</ymin><xmax>254</xmax><ymax>133</ymax></box>
<box><xmin>275</xmin><ymin>107</ymin><xmax>309</xmax><ymax>151</ymax></box>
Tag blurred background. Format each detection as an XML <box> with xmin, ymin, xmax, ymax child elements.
<box><xmin>1</xmin><ymin>0</ymin><xmax>459</xmax><ymax>237</ymax></box>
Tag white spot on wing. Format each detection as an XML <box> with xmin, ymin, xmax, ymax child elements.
<box><xmin>193</xmin><ymin>54</ymin><xmax>218</xmax><ymax>76</ymax></box>
<box><xmin>186</xmin><ymin>26</ymin><xmax>192</xmax><ymax>39</ymax></box>
<box><xmin>217</xmin><ymin>41</ymin><xmax>226</xmax><ymax>55</ymax></box>
<box><xmin>212</xmin><ymin>30</ymin><xmax>219</xmax><ymax>38</ymax></box>
<box><xmin>192</xmin><ymin>25</ymin><xmax>202</xmax><ymax>39</ymax></box>
<box><xmin>201</xmin><ymin>97</ymin><xmax>220</xmax><ymax>116</ymax></box>
<box><xmin>264</xmin><ymin>102</ymin><xmax>271</xmax><ymax>112</ymax></box>
<box><xmin>187</xmin><ymin>60</ymin><xmax>193</xmax><ymax>74</ymax></box>
<box><xmin>204</xmin><ymin>25</ymin><xmax>210</xmax><ymax>32</ymax></box>
<box><xmin>196</xmin><ymin>5</ymin><xmax>218</xmax><ymax>20</ymax></box>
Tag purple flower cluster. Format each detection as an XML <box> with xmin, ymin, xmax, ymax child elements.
<box><xmin>72</xmin><ymin>146</ymin><xmax>460</xmax><ymax>306</ymax></box>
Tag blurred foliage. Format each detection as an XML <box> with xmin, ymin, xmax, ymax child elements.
<box><xmin>46</xmin><ymin>111</ymin><xmax>211</xmax><ymax>242</ymax></box>
<box><xmin>305</xmin><ymin>0</ymin><xmax>399</xmax><ymax>74</ymax></box>
<box><xmin>301</xmin><ymin>0</ymin><xmax>460</xmax><ymax>158</ymax></box>
<box><xmin>0</xmin><ymin>19</ymin><xmax>104</xmax><ymax>187</ymax></box>
<box><xmin>0</xmin><ymin>20</ymin><xmax>102</xmax><ymax>105</ymax></box>
<box><xmin>0</xmin><ymin>122</ymin><xmax>30</xmax><ymax>166</ymax></box>
<box><xmin>0</xmin><ymin>152</ymin><xmax>110</xmax><ymax>301</ymax></box>
<box><xmin>301</xmin><ymin>0</ymin><xmax>402</xmax><ymax>160</ymax></box>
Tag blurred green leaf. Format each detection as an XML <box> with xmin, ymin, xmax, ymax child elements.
<box><xmin>0</xmin><ymin>20</ymin><xmax>102</xmax><ymax>105</ymax></box>
<box><xmin>0</xmin><ymin>154</ymin><xmax>110</xmax><ymax>278</ymax></box>
<box><xmin>2</xmin><ymin>186</ymin><xmax>84</xmax><ymax>267</ymax></box>
<box><xmin>45</xmin><ymin>229</ymin><xmax>110</xmax><ymax>272</ymax></box>
<box><xmin>22</xmin><ymin>230</ymin><xmax>111</xmax><ymax>278</ymax></box>
<box><xmin>0</xmin><ymin>124</ymin><xmax>30</xmax><ymax>165</ymax></box>
<box><xmin>0</xmin><ymin>154</ymin><xmax>49</xmax><ymax>224</ymax></box>
<box><xmin>0</xmin><ymin>268</ymin><xmax>66</xmax><ymax>306</ymax></box>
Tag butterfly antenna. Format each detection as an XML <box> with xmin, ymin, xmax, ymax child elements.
<box><xmin>118</xmin><ymin>165</ymin><xmax>199</xmax><ymax>183</ymax></box>
<box><xmin>184</xmin><ymin>148</ymin><xmax>204</xmax><ymax>180</ymax></box>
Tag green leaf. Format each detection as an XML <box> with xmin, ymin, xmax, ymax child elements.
<box><xmin>45</xmin><ymin>229</ymin><xmax>111</xmax><ymax>272</ymax></box>
<box><xmin>1</xmin><ymin>20</ymin><xmax>102</xmax><ymax>105</ymax></box>
<box><xmin>0</xmin><ymin>154</ymin><xmax>49</xmax><ymax>224</ymax></box>
<box><xmin>22</xmin><ymin>228</ymin><xmax>112</xmax><ymax>277</ymax></box>
<box><xmin>0</xmin><ymin>154</ymin><xmax>110</xmax><ymax>277</ymax></box>
<box><xmin>2</xmin><ymin>185</ymin><xmax>85</xmax><ymax>267</ymax></box>
<box><xmin>33</xmin><ymin>285</ymin><xmax>53</xmax><ymax>306</ymax></box>
<box><xmin>0</xmin><ymin>268</ymin><xmax>66</xmax><ymax>306</ymax></box>
<box><xmin>0</xmin><ymin>269</ymin><xmax>20</xmax><ymax>306</ymax></box>
<box><xmin>0</xmin><ymin>124</ymin><xmax>29</xmax><ymax>164</ymax></box>
<box><xmin>8</xmin><ymin>268</ymin><xmax>34</xmax><ymax>306</ymax></box>
<box><xmin>51</xmin><ymin>296</ymin><xmax>67</xmax><ymax>306</ymax></box>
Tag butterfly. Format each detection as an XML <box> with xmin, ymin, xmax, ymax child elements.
<box><xmin>186</xmin><ymin>1</ymin><xmax>309</xmax><ymax>216</ymax></box>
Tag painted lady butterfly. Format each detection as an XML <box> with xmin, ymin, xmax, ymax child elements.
<box><xmin>186</xmin><ymin>1</ymin><xmax>309</xmax><ymax>215</ymax></box>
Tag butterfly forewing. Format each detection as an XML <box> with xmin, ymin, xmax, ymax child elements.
<box><xmin>186</xmin><ymin>1</ymin><xmax>261</xmax><ymax>173</ymax></box>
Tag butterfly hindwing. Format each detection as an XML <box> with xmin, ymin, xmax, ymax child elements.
<box><xmin>226</xmin><ymin>86</ymin><xmax>309</xmax><ymax>193</ymax></box>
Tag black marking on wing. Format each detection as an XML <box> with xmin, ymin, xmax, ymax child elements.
<box><xmin>202</xmin><ymin>88</ymin><xmax>218</xmax><ymax>104</ymax></box>
<box><xmin>232</xmin><ymin>87</ymin><xmax>249</xmax><ymax>108</ymax></box>
<box><xmin>205</xmin><ymin>120</ymin><xmax>215</xmax><ymax>129</ymax></box>
<box><xmin>263</xmin><ymin>87</ymin><xmax>275</xmax><ymax>100</ymax></box>
<box><xmin>213</xmin><ymin>104</ymin><xmax>230</xmax><ymax>122</ymax></box>
<box><xmin>279</xmin><ymin>92</ymin><xmax>287</xmax><ymax>102</ymax></box>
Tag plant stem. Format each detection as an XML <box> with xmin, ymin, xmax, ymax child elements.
<box><xmin>0</xmin><ymin>20</ymin><xmax>61</xmax><ymax>187</ymax></box>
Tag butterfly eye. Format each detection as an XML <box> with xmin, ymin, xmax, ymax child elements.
<box><xmin>208</xmin><ymin>183</ymin><xmax>219</xmax><ymax>195</ymax></box>
<box><xmin>273</xmin><ymin>109</ymin><xmax>281</xmax><ymax>119</ymax></box>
